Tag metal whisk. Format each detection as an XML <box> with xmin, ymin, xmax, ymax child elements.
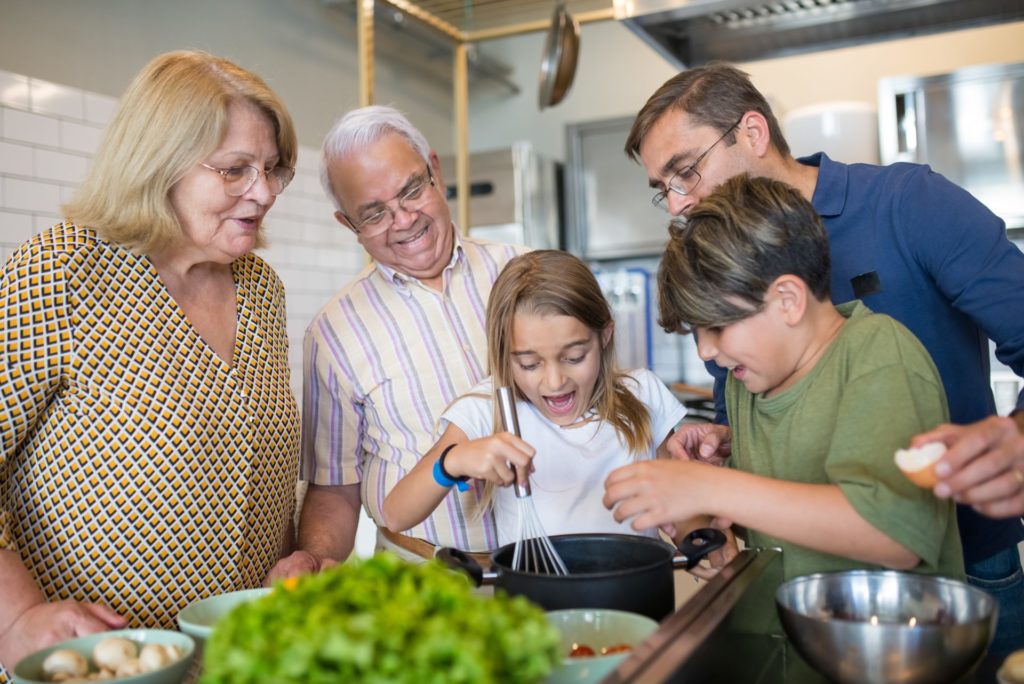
<box><xmin>497</xmin><ymin>386</ymin><xmax>568</xmax><ymax>576</ymax></box>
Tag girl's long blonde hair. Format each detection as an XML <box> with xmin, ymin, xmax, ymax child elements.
<box><xmin>486</xmin><ymin>250</ymin><xmax>652</xmax><ymax>454</ymax></box>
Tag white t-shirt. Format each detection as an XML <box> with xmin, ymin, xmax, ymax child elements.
<box><xmin>440</xmin><ymin>368</ymin><xmax>686</xmax><ymax>546</ymax></box>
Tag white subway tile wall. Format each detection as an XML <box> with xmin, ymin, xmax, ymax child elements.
<box><xmin>0</xmin><ymin>68</ymin><xmax>365</xmax><ymax>404</ymax></box>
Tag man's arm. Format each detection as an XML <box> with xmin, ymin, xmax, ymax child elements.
<box><xmin>899</xmin><ymin>169</ymin><xmax>1024</xmax><ymax>518</ymax></box>
<box><xmin>298</xmin><ymin>483</ymin><xmax>362</xmax><ymax>564</ymax></box>
<box><xmin>915</xmin><ymin>415</ymin><xmax>1024</xmax><ymax>518</ymax></box>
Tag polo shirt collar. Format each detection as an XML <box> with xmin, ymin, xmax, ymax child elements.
<box><xmin>798</xmin><ymin>151</ymin><xmax>847</xmax><ymax>218</ymax></box>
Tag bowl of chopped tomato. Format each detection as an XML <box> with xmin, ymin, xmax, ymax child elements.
<box><xmin>545</xmin><ymin>608</ymin><xmax>659</xmax><ymax>683</ymax></box>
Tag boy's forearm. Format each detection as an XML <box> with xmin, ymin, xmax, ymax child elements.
<box><xmin>704</xmin><ymin>470</ymin><xmax>919</xmax><ymax>569</ymax></box>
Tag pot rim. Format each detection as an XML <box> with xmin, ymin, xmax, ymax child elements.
<box><xmin>490</xmin><ymin>532</ymin><xmax>677</xmax><ymax>579</ymax></box>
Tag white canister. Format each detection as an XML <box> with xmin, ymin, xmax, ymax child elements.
<box><xmin>783</xmin><ymin>101</ymin><xmax>880</xmax><ymax>165</ymax></box>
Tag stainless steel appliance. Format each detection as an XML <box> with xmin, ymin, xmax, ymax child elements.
<box><xmin>439</xmin><ymin>143</ymin><xmax>562</xmax><ymax>249</ymax></box>
<box><xmin>614</xmin><ymin>0</ymin><xmax>1024</xmax><ymax>67</ymax></box>
<box><xmin>878</xmin><ymin>60</ymin><xmax>1024</xmax><ymax>232</ymax></box>
<box><xmin>565</xmin><ymin>116</ymin><xmax>669</xmax><ymax>259</ymax></box>
<box><xmin>879</xmin><ymin>61</ymin><xmax>1024</xmax><ymax>414</ymax></box>
<box><xmin>564</xmin><ymin>117</ymin><xmax>708</xmax><ymax>389</ymax></box>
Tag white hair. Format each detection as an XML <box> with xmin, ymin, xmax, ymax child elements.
<box><xmin>319</xmin><ymin>104</ymin><xmax>432</xmax><ymax>210</ymax></box>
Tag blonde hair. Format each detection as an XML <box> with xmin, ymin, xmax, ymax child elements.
<box><xmin>62</xmin><ymin>50</ymin><xmax>297</xmax><ymax>254</ymax></box>
<box><xmin>486</xmin><ymin>251</ymin><xmax>653</xmax><ymax>455</ymax></box>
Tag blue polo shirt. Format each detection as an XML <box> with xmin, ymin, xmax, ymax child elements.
<box><xmin>708</xmin><ymin>152</ymin><xmax>1024</xmax><ymax>564</ymax></box>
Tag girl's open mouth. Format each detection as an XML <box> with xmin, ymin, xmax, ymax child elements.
<box><xmin>543</xmin><ymin>391</ymin><xmax>576</xmax><ymax>415</ymax></box>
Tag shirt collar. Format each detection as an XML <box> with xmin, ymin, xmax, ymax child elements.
<box><xmin>374</xmin><ymin>224</ymin><xmax>466</xmax><ymax>290</ymax></box>
<box><xmin>798</xmin><ymin>151</ymin><xmax>847</xmax><ymax>218</ymax></box>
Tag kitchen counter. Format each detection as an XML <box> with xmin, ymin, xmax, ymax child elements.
<box><xmin>604</xmin><ymin>549</ymin><xmax>1002</xmax><ymax>683</ymax></box>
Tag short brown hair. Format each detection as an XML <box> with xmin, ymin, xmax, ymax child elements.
<box><xmin>657</xmin><ymin>174</ymin><xmax>830</xmax><ymax>335</ymax></box>
<box><xmin>626</xmin><ymin>62</ymin><xmax>789</xmax><ymax>162</ymax></box>
<box><xmin>63</xmin><ymin>50</ymin><xmax>297</xmax><ymax>254</ymax></box>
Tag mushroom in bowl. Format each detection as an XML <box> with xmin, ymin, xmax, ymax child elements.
<box><xmin>13</xmin><ymin>628</ymin><xmax>194</xmax><ymax>684</ymax></box>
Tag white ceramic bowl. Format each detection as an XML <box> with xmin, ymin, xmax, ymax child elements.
<box><xmin>177</xmin><ymin>587</ymin><xmax>271</xmax><ymax>644</ymax></box>
<box><xmin>545</xmin><ymin>608</ymin><xmax>659</xmax><ymax>684</ymax></box>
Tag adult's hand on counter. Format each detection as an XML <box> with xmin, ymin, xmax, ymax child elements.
<box><xmin>912</xmin><ymin>414</ymin><xmax>1024</xmax><ymax>518</ymax></box>
<box><xmin>666</xmin><ymin>423</ymin><xmax>732</xmax><ymax>467</ymax></box>
<box><xmin>262</xmin><ymin>550</ymin><xmax>337</xmax><ymax>586</ymax></box>
<box><xmin>0</xmin><ymin>600</ymin><xmax>127</xmax><ymax>666</ymax></box>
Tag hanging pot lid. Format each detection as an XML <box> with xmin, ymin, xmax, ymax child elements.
<box><xmin>538</xmin><ymin>0</ymin><xmax>580</xmax><ymax>109</ymax></box>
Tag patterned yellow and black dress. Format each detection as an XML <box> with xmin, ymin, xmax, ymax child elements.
<box><xmin>0</xmin><ymin>222</ymin><xmax>300</xmax><ymax>675</ymax></box>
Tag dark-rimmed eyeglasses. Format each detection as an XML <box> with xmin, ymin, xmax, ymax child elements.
<box><xmin>199</xmin><ymin>162</ymin><xmax>295</xmax><ymax>197</ymax></box>
<box><xmin>342</xmin><ymin>166</ymin><xmax>436</xmax><ymax>237</ymax></box>
<box><xmin>652</xmin><ymin>116</ymin><xmax>744</xmax><ymax>211</ymax></box>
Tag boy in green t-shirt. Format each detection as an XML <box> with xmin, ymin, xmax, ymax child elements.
<box><xmin>603</xmin><ymin>174</ymin><xmax>963</xmax><ymax>582</ymax></box>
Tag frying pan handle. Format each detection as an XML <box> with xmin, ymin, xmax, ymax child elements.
<box><xmin>672</xmin><ymin>527</ymin><xmax>727</xmax><ymax>570</ymax></box>
<box><xmin>435</xmin><ymin>547</ymin><xmax>498</xmax><ymax>586</ymax></box>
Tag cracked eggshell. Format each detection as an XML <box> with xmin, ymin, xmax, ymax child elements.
<box><xmin>895</xmin><ymin>442</ymin><xmax>946</xmax><ymax>488</ymax></box>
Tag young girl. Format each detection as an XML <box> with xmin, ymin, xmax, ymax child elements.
<box><xmin>381</xmin><ymin>250</ymin><xmax>687</xmax><ymax>545</ymax></box>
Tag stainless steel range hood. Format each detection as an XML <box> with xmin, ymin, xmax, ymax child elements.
<box><xmin>614</xmin><ymin>0</ymin><xmax>1024</xmax><ymax>68</ymax></box>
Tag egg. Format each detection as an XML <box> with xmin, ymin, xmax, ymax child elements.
<box><xmin>894</xmin><ymin>442</ymin><xmax>946</xmax><ymax>488</ymax></box>
<box><xmin>41</xmin><ymin>649</ymin><xmax>89</xmax><ymax>679</ymax></box>
<box><xmin>1000</xmin><ymin>650</ymin><xmax>1024</xmax><ymax>684</ymax></box>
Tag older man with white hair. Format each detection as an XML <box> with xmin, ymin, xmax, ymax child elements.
<box><xmin>269</xmin><ymin>106</ymin><xmax>525</xmax><ymax>577</ymax></box>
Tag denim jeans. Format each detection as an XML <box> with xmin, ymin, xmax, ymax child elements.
<box><xmin>966</xmin><ymin>543</ymin><xmax>1024</xmax><ymax>661</ymax></box>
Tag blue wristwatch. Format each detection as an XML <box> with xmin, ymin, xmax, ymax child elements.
<box><xmin>433</xmin><ymin>444</ymin><xmax>471</xmax><ymax>492</ymax></box>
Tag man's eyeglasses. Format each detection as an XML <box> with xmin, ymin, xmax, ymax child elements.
<box><xmin>200</xmin><ymin>162</ymin><xmax>295</xmax><ymax>197</ymax></box>
<box><xmin>652</xmin><ymin>116</ymin><xmax>744</xmax><ymax>211</ymax></box>
<box><xmin>342</xmin><ymin>166</ymin><xmax>436</xmax><ymax>237</ymax></box>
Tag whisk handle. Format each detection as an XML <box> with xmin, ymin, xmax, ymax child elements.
<box><xmin>497</xmin><ymin>386</ymin><xmax>532</xmax><ymax>498</ymax></box>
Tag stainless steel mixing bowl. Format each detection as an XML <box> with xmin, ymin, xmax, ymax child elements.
<box><xmin>776</xmin><ymin>571</ymin><xmax>996</xmax><ymax>684</ymax></box>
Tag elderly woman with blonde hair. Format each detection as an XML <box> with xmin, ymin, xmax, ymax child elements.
<box><xmin>0</xmin><ymin>50</ymin><xmax>301</xmax><ymax>670</ymax></box>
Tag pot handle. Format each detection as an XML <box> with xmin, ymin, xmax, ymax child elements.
<box><xmin>435</xmin><ymin>547</ymin><xmax>498</xmax><ymax>586</ymax></box>
<box><xmin>672</xmin><ymin>527</ymin><xmax>727</xmax><ymax>570</ymax></box>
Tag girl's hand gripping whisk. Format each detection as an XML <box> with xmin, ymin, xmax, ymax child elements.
<box><xmin>497</xmin><ymin>386</ymin><xmax>569</xmax><ymax>575</ymax></box>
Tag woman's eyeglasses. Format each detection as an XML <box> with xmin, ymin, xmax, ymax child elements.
<box><xmin>199</xmin><ymin>162</ymin><xmax>295</xmax><ymax>197</ymax></box>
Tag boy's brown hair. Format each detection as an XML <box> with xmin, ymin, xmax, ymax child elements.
<box><xmin>657</xmin><ymin>174</ymin><xmax>831</xmax><ymax>335</ymax></box>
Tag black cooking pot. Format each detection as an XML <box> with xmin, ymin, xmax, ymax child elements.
<box><xmin>437</xmin><ymin>528</ymin><xmax>726</xmax><ymax>621</ymax></box>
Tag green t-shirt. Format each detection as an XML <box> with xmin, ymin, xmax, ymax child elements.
<box><xmin>726</xmin><ymin>301</ymin><xmax>964</xmax><ymax>582</ymax></box>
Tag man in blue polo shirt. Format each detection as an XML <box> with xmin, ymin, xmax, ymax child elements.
<box><xmin>627</xmin><ymin>62</ymin><xmax>1024</xmax><ymax>657</ymax></box>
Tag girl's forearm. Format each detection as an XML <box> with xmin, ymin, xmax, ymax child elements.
<box><xmin>381</xmin><ymin>445</ymin><xmax>454</xmax><ymax>532</ymax></box>
<box><xmin>705</xmin><ymin>470</ymin><xmax>919</xmax><ymax>569</ymax></box>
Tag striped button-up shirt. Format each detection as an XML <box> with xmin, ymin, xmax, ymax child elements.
<box><xmin>301</xmin><ymin>234</ymin><xmax>525</xmax><ymax>551</ymax></box>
